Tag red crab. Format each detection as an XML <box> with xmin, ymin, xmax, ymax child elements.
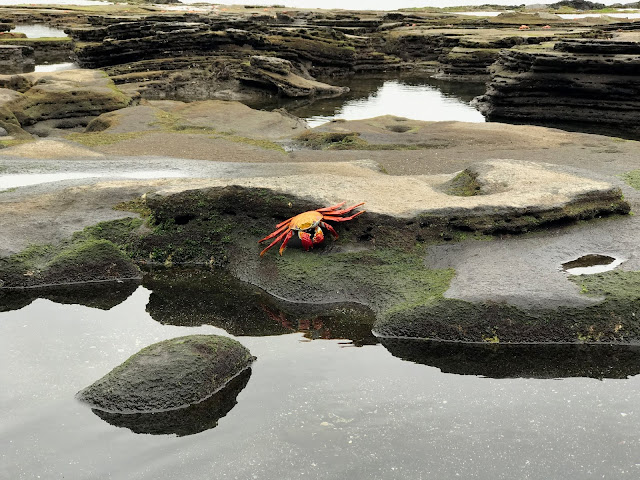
<box><xmin>258</xmin><ymin>202</ymin><xmax>365</xmax><ymax>256</ymax></box>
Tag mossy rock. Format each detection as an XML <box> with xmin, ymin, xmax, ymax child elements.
<box><xmin>77</xmin><ymin>334</ymin><xmax>255</xmax><ymax>413</ymax></box>
<box><xmin>374</xmin><ymin>271</ymin><xmax>640</xmax><ymax>344</ymax></box>
<box><xmin>0</xmin><ymin>219</ymin><xmax>142</xmax><ymax>288</ymax></box>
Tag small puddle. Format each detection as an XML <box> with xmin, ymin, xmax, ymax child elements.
<box><xmin>35</xmin><ymin>63</ymin><xmax>78</xmax><ymax>73</ymax></box>
<box><xmin>562</xmin><ymin>254</ymin><xmax>623</xmax><ymax>275</ymax></box>
<box><xmin>9</xmin><ymin>24</ymin><xmax>68</xmax><ymax>38</ymax></box>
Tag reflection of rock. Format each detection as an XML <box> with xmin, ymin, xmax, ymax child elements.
<box><xmin>0</xmin><ymin>279</ymin><xmax>139</xmax><ymax>312</ymax></box>
<box><xmin>91</xmin><ymin>368</ymin><xmax>251</xmax><ymax>436</ymax></box>
<box><xmin>144</xmin><ymin>267</ymin><xmax>377</xmax><ymax>346</ymax></box>
<box><xmin>77</xmin><ymin>335</ymin><xmax>255</xmax><ymax>413</ymax></box>
<box><xmin>381</xmin><ymin>338</ymin><xmax>640</xmax><ymax>379</ymax></box>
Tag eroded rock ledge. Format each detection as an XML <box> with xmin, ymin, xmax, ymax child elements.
<box><xmin>1</xmin><ymin>158</ymin><xmax>635</xmax><ymax>344</ymax></box>
<box><xmin>474</xmin><ymin>35</ymin><xmax>640</xmax><ymax>137</ymax></box>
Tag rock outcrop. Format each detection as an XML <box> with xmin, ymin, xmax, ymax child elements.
<box><xmin>474</xmin><ymin>36</ymin><xmax>640</xmax><ymax>136</ymax></box>
<box><xmin>77</xmin><ymin>335</ymin><xmax>254</xmax><ymax>413</ymax></box>
<box><xmin>0</xmin><ymin>44</ymin><xmax>34</xmax><ymax>74</ymax></box>
<box><xmin>0</xmin><ymin>69</ymin><xmax>131</xmax><ymax>128</ymax></box>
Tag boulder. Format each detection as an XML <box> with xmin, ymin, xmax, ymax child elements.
<box><xmin>77</xmin><ymin>334</ymin><xmax>255</xmax><ymax>413</ymax></box>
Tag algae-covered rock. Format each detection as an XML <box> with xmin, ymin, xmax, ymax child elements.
<box><xmin>3</xmin><ymin>69</ymin><xmax>131</xmax><ymax>125</ymax></box>
<box><xmin>77</xmin><ymin>334</ymin><xmax>255</xmax><ymax>413</ymax></box>
<box><xmin>0</xmin><ymin>218</ymin><xmax>143</xmax><ymax>288</ymax></box>
<box><xmin>0</xmin><ymin>238</ymin><xmax>140</xmax><ymax>288</ymax></box>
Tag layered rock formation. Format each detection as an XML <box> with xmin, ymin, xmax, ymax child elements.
<box><xmin>474</xmin><ymin>35</ymin><xmax>640</xmax><ymax>136</ymax></box>
<box><xmin>0</xmin><ymin>44</ymin><xmax>34</xmax><ymax>74</ymax></box>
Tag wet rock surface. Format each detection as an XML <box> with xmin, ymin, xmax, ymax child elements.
<box><xmin>77</xmin><ymin>334</ymin><xmax>255</xmax><ymax>413</ymax></box>
<box><xmin>90</xmin><ymin>368</ymin><xmax>252</xmax><ymax>436</ymax></box>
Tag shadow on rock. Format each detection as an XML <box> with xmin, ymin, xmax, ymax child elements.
<box><xmin>143</xmin><ymin>267</ymin><xmax>378</xmax><ymax>346</ymax></box>
<box><xmin>0</xmin><ymin>280</ymin><xmax>140</xmax><ymax>313</ymax></box>
<box><xmin>91</xmin><ymin>368</ymin><xmax>252</xmax><ymax>437</ymax></box>
<box><xmin>380</xmin><ymin>338</ymin><xmax>640</xmax><ymax>379</ymax></box>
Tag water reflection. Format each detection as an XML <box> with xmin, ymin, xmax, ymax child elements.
<box><xmin>249</xmin><ymin>74</ymin><xmax>487</xmax><ymax>127</ymax></box>
<box><xmin>0</xmin><ymin>280</ymin><xmax>139</xmax><ymax>312</ymax></box>
<box><xmin>9</xmin><ymin>24</ymin><xmax>68</xmax><ymax>38</ymax></box>
<box><xmin>562</xmin><ymin>254</ymin><xmax>623</xmax><ymax>275</ymax></box>
<box><xmin>90</xmin><ymin>368</ymin><xmax>252</xmax><ymax>437</ymax></box>
<box><xmin>381</xmin><ymin>337</ymin><xmax>640</xmax><ymax>379</ymax></box>
<box><xmin>144</xmin><ymin>268</ymin><xmax>378</xmax><ymax>346</ymax></box>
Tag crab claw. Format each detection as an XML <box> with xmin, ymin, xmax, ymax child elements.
<box><xmin>312</xmin><ymin>226</ymin><xmax>324</xmax><ymax>245</ymax></box>
<box><xmin>298</xmin><ymin>231</ymin><xmax>313</xmax><ymax>251</ymax></box>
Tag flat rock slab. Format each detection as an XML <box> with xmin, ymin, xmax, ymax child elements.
<box><xmin>152</xmin><ymin>159</ymin><xmax>624</xmax><ymax>221</ymax></box>
<box><xmin>0</xmin><ymin>139</ymin><xmax>104</xmax><ymax>158</ymax></box>
<box><xmin>77</xmin><ymin>334</ymin><xmax>255</xmax><ymax>413</ymax></box>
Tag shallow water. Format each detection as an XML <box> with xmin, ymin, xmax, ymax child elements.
<box><xmin>563</xmin><ymin>254</ymin><xmax>625</xmax><ymax>275</ymax></box>
<box><xmin>2</xmin><ymin>272</ymin><xmax>640</xmax><ymax>479</ymax></box>
<box><xmin>9</xmin><ymin>24</ymin><xmax>68</xmax><ymax>38</ymax></box>
<box><xmin>0</xmin><ymin>170</ymin><xmax>188</xmax><ymax>191</ymax></box>
<box><xmin>252</xmin><ymin>75</ymin><xmax>487</xmax><ymax>127</ymax></box>
<box><xmin>34</xmin><ymin>62</ymin><xmax>78</xmax><ymax>72</ymax></box>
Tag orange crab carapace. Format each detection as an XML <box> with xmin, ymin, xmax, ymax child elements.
<box><xmin>258</xmin><ymin>202</ymin><xmax>365</xmax><ymax>256</ymax></box>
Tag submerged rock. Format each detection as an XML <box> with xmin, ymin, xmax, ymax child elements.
<box><xmin>77</xmin><ymin>334</ymin><xmax>255</xmax><ymax>413</ymax></box>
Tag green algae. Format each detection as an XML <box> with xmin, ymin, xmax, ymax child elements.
<box><xmin>295</xmin><ymin>131</ymin><xmax>449</xmax><ymax>151</ymax></box>
<box><xmin>443</xmin><ymin>170</ymin><xmax>481</xmax><ymax>197</ymax></box>
<box><xmin>622</xmin><ymin>170</ymin><xmax>640</xmax><ymax>191</ymax></box>
<box><xmin>0</xmin><ymin>219</ymin><xmax>142</xmax><ymax>288</ymax></box>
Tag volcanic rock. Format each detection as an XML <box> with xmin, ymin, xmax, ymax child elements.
<box><xmin>77</xmin><ymin>334</ymin><xmax>255</xmax><ymax>413</ymax></box>
<box><xmin>474</xmin><ymin>36</ymin><xmax>640</xmax><ymax>136</ymax></box>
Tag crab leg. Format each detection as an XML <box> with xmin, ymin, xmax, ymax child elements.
<box><xmin>315</xmin><ymin>202</ymin><xmax>346</xmax><ymax>213</ymax></box>
<box><xmin>258</xmin><ymin>222</ymin><xmax>291</xmax><ymax>243</ymax></box>
<box><xmin>278</xmin><ymin>230</ymin><xmax>295</xmax><ymax>256</ymax></box>
<box><xmin>274</xmin><ymin>216</ymin><xmax>294</xmax><ymax>229</ymax></box>
<box><xmin>322</xmin><ymin>210</ymin><xmax>366</xmax><ymax>222</ymax></box>
<box><xmin>322</xmin><ymin>202</ymin><xmax>365</xmax><ymax>216</ymax></box>
<box><xmin>320</xmin><ymin>222</ymin><xmax>338</xmax><ymax>239</ymax></box>
<box><xmin>259</xmin><ymin>229</ymin><xmax>290</xmax><ymax>256</ymax></box>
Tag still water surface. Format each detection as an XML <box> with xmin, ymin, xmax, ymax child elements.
<box><xmin>1</xmin><ymin>274</ymin><xmax>640</xmax><ymax>479</ymax></box>
<box><xmin>253</xmin><ymin>74</ymin><xmax>487</xmax><ymax>127</ymax></box>
<box><xmin>9</xmin><ymin>24</ymin><xmax>69</xmax><ymax>38</ymax></box>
